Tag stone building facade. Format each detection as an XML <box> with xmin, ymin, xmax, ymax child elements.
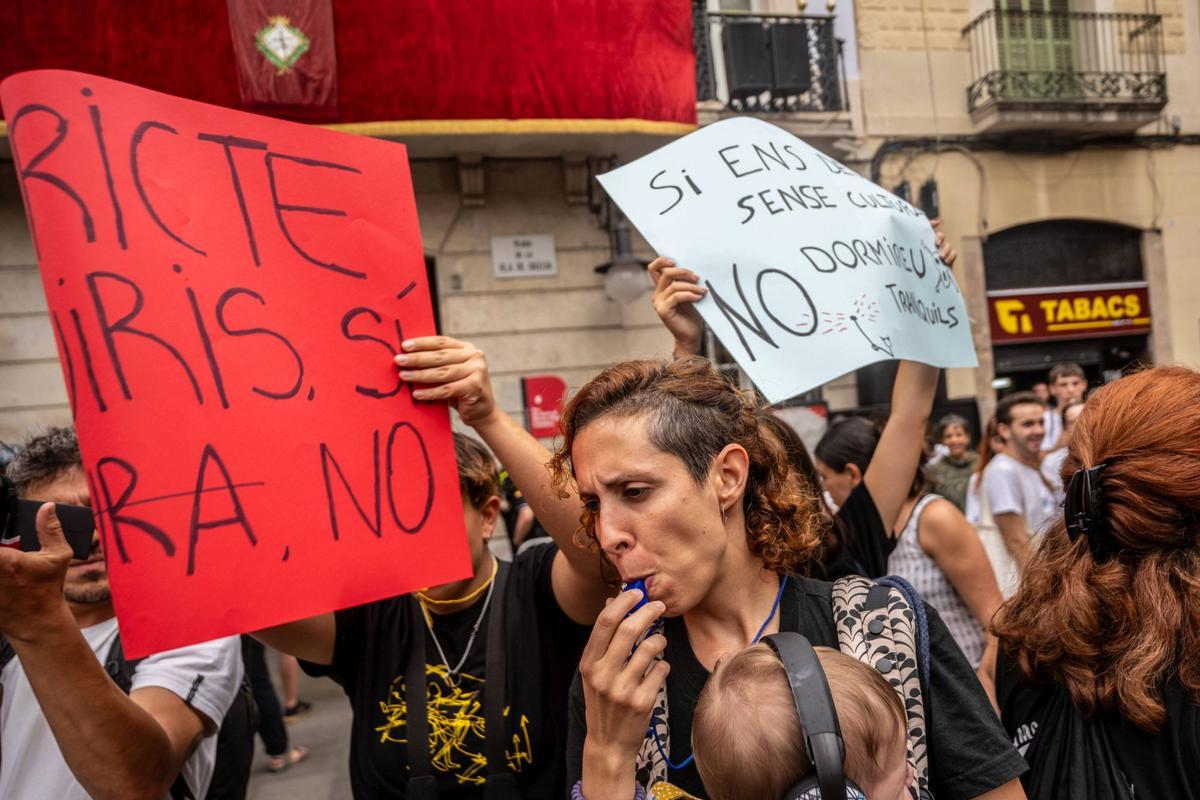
<box><xmin>849</xmin><ymin>0</ymin><xmax>1200</xmax><ymax>421</ymax></box>
<box><xmin>3</xmin><ymin>0</ymin><xmax>1198</xmax><ymax>442</ymax></box>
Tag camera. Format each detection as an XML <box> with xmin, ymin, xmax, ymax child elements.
<box><xmin>1</xmin><ymin>475</ymin><xmax>97</xmax><ymax>560</ymax></box>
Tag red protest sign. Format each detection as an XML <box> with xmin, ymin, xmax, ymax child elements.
<box><xmin>521</xmin><ymin>375</ymin><xmax>567</xmax><ymax>439</ymax></box>
<box><xmin>1</xmin><ymin>70</ymin><xmax>471</xmax><ymax>658</ymax></box>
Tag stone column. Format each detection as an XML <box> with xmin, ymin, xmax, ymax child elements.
<box><xmin>1141</xmin><ymin>228</ymin><xmax>1172</xmax><ymax>364</ymax></box>
<box><xmin>960</xmin><ymin>235</ymin><xmax>996</xmax><ymax>424</ymax></box>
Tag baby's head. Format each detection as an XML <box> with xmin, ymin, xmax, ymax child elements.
<box><xmin>693</xmin><ymin>644</ymin><xmax>910</xmax><ymax>800</ymax></box>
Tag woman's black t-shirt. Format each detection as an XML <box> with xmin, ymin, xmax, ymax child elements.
<box><xmin>302</xmin><ymin>544</ymin><xmax>589</xmax><ymax>799</ymax></box>
<box><xmin>823</xmin><ymin>482</ymin><xmax>896</xmax><ymax>579</ymax></box>
<box><xmin>997</xmin><ymin>648</ymin><xmax>1200</xmax><ymax>800</ymax></box>
<box><xmin>566</xmin><ymin>576</ymin><xmax>1027</xmax><ymax>798</ymax></box>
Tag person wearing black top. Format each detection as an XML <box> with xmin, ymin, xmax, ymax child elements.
<box><xmin>986</xmin><ymin>366</ymin><xmax>1200</xmax><ymax>799</ymax></box>
<box><xmin>809</xmin><ymin>364</ymin><xmax>941</xmax><ymax>580</ymax></box>
<box><xmin>253</xmin><ymin>337</ymin><xmax>612</xmax><ymax>799</ymax></box>
<box><xmin>550</xmin><ymin>356</ymin><xmax>1027</xmax><ymax>799</ymax></box>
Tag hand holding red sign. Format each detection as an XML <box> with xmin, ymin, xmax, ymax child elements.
<box><xmin>0</xmin><ymin>70</ymin><xmax>470</xmax><ymax>658</ymax></box>
<box><xmin>396</xmin><ymin>336</ymin><xmax>498</xmax><ymax>427</ymax></box>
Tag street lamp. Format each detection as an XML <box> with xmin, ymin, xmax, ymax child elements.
<box><xmin>595</xmin><ymin>219</ymin><xmax>650</xmax><ymax>304</ymax></box>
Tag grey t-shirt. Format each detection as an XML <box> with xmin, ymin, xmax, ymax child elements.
<box><xmin>983</xmin><ymin>453</ymin><xmax>1059</xmax><ymax>535</ymax></box>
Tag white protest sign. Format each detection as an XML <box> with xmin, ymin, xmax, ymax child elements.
<box><xmin>597</xmin><ymin>117</ymin><xmax>978</xmax><ymax>403</ymax></box>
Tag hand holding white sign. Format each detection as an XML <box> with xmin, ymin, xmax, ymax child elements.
<box><xmin>599</xmin><ymin>117</ymin><xmax>978</xmax><ymax>403</ymax></box>
<box><xmin>648</xmin><ymin>257</ymin><xmax>707</xmax><ymax>358</ymax></box>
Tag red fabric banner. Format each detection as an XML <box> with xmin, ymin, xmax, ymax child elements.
<box><xmin>0</xmin><ymin>1</ymin><xmax>695</xmax><ymax>125</ymax></box>
<box><xmin>1</xmin><ymin>70</ymin><xmax>470</xmax><ymax>657</ymax></box>
<box><xmin>226</xmin><ymin>0</ymin><xmax>338</xmax><ymax>120</ymax></box>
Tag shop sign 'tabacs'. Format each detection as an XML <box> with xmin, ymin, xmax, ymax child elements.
<box><xmin>988</xmin><ymin>284</ymin><xmax>1151</xmax><ymax>344</ymax></box>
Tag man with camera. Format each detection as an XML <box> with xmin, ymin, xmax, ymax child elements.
<box><xmin>0</xmin><ymin>428</ymin><xmax>242</xmax><ymax>800</ymax></box>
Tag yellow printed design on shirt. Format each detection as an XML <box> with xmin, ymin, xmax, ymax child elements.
<box><xmin>649</xmin><ymin>781</ymin><xmax>701</xmax><ymax>800</ymax></box>
<box><xmin>376</xmin><ymin>664</ymin><xmax>533</xmax><ymax>785</ymax></box>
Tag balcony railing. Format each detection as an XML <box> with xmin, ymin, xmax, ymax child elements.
<box><xmin>963</xmin><ymin>10</ymin><xmax>1166</xmax><ymax>115</ymax></box>
<box><xmin>694</xmin><ymin>3</ymin><xmax>845</xmax><ymax>113</ymax></box>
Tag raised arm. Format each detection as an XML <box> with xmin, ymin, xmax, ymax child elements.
<box><xmin>397</xmin><ymin>336</ymin><xmax>611</xmax><ymax>623</ymax></box>
<box><xmin>0</xmin><ymin>505</ymin><xmax>205</xmax><ymax>800</ymax></box>
<box><xmin>648</xmin><ymin>257</ymin><xmax>708</xmax><ymax>358</ymax></box>
<box><xmin>865</xmin><ymin>360</ymin><xmax>940</xmax><ymax>534</ymax></box>
<box><xmin>862</xmin><ymin>223</ymin><xmax>956</xmax><ymax>533</ymax></box>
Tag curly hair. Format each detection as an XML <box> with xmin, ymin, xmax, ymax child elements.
<box><xmin>994</xmin><ymin>366</ymin><xmax>1200</xmax><ymax>732</ymax></box>
<box><xmin>548</xmin><ymin>357</ymin><xmax>824</xmax><ymax>574</ymax></box>
<box><xmin>6</xmin><ymin>426</ymin><xmax>81</xmax><ymax>495</ymax></box>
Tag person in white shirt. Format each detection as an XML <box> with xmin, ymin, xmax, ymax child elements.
<box><xmin>966</xmin><ymin>416</ymin><xmax>1020</xmax><ymax>599</ymax></box>
<box><xmin>983</xmin><ymin>392</ymin><xmax>1059</xmax><ymax>569</ymax></box>
<box><xmin>1040</xmin><ymin>363</ymin><xmax>1087</xmax><ymax>452</ymax></box>
<box><xmin>1040</xmin><ymin>399</ymin><xmax>1085</xmax><ymax>497</ymax></box>
<box><xmin>0</xmin><ymin>428</ymin><xmax>241</xmax><ymax>800</ymax></box>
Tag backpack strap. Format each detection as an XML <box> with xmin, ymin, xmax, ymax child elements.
<box><xmin>876</xmin><ymin>575</ymin><xmax>931</xmax><ymax>684</ymax></box>
<box><xmin>103</xmin><ymin>634</ymin><xmax>140</xmax><ymax>694</ymax></box>
<box><xmin>404</xmin><ymin>596</ymin><xmax>440</xmax><ymax>800</ymax></box>
<box><xmin>832</xmin><ymin>575</ymin><xmax>931</xmax><ymax>800</ymax></box>
<box><xmin>404</xmin><ymin>562</ymin><xmax>517</xmax><ymax>800</ymax></box>
<box><xmin>103</xmin><ymin>634</ymin><xmax>196</xmax><ymax>800</ymax></box>
<box><xmin>483</xmin><ymin>562</ymin><xmax>518</xmax><ymax>800</ymax></box>
<box><xmin>0</xmin><ymin>634</ymin><xmax>14</xmax><ymax>672</ymax></box>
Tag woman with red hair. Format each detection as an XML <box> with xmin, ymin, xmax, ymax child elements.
<box><xmin>989</xmin><ymin>366</ymin><xmax>1200</xmax><ymax>799</ymax></box>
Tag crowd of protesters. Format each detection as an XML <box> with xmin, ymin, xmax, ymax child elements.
<box><xmin>1</xmin><ymin>221</ymin><xmax>1197</xmax><ymax>800</ymax></box>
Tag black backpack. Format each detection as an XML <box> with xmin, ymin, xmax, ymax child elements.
<box><xmin>0</xmin><ymin>631</ymin><xmax>258</xmax><ymax>800</ymax></box>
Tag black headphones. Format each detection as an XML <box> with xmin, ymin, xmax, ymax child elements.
<box><xmin>762</xmin><ymin>633</ymin><xmax>866</xmax><ymax>800</ymax></box>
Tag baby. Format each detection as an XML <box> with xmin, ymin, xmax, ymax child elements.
<box><xmin>692</xmin><ymin>644</ymin><xmax>911</xmax><ymax>800</ymax></box>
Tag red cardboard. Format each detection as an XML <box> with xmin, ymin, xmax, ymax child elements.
<box><xmin>1</xmin><ymin>70</ymin><xmax>471</xmax><ymax>657</ymax></box>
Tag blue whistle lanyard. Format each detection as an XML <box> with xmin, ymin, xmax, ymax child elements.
<box><xmin>647</xmin><ymin>574</ymin><xmax>789</xmax><ymax>772</ymax></box>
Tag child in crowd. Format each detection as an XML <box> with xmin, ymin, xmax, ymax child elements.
<box><xmin>926</xmin><ymin>414</ymin><xmax>979</xmax><ymax>513</ymax></box>
<box><xmin>692</xmin><ymin>644</ymin><xmax>912</xmax><ymax>800</ymax></box>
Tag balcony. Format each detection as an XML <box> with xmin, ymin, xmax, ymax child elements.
<box><xmin>693</xmin><ymin>3</ymin><xmax>851</xmax><ymax>138</ymax></box>
<box><xmin>963</xmin><ymin>10</ymin><xmax>1167</xmax><ymax>133</ymax></box>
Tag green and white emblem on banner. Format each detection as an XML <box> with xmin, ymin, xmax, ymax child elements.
<box><xmin>255</xmin><ymin>16</ymin><xmax>310</xmax><ymax>74</ymax></box>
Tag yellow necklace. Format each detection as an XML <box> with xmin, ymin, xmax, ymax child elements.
<box><xmin>415</xmin><ymin>557</ymin><xmax>499</xmax><ymax>686</ymax></box>
<box><xmin>416</xmin><ymin>556</ymin><xmax>498</xmax><ymax>608</ymax></box>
